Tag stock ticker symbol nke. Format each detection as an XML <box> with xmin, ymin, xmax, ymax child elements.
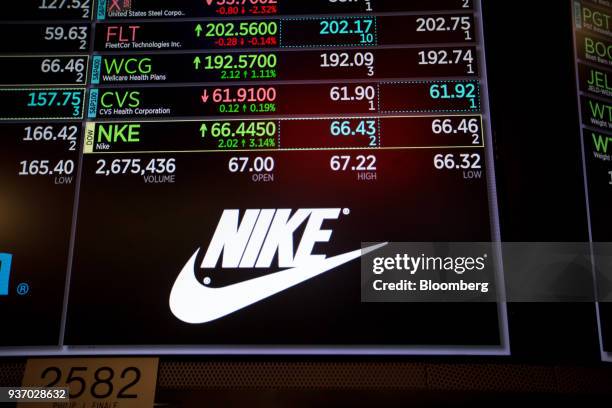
<box><xmin>0</xmin><ymin>253</ymin><xmax>13</xmax><ymax>296</ymax></box>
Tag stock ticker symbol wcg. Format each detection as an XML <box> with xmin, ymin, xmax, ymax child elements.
<box><xmin>0</xmin><ymin>253</ymin><xmax>13</xmax><ymax>296</ymax></box>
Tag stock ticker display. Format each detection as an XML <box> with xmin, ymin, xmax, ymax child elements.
<box><xmin>0</xmin><ymin>0</ymin><xmax>574</xmax><ymax>354</ymax></box>
<box><xmin>573</xmin><ymin>0</ymin><xmax>612</xmax><ymax>359</ymax></box>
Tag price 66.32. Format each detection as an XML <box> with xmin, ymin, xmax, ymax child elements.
<box><xmin>434</xmin><ymin>153</ymin><xmax>481</xmax><ymax>170</ymax></box>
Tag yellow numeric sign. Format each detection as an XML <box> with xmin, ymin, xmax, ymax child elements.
<box><xmin>19</xmin><ymin>358</ymin><xmax>158</xmax><ymax>408</ymax></box>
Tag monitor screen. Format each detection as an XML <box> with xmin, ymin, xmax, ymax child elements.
<box><xmin>0</xmin><ymin>0</ymin><xmax>609</xmax><ymax>361</ymax></box>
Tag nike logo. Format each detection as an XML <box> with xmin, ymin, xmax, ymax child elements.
<box><xmin>169</xmin><ymin>243</ymin><xmax>386</xmax><ymax>324</ymax></box>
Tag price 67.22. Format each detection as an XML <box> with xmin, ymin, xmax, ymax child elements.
<box><xmin>41</xmin><ymin>366</ymin><xmax>141</xmax><ymax>399</ymax></box>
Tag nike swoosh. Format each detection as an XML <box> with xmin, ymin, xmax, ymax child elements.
<box><xmin>169</xmin><ymin>243</ymin><xmax>387</xmax><ymax>324</ymax></box>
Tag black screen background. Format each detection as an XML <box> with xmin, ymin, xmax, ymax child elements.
<box><xmin>483</xmin><ymin>1</ymin><xmax>601</xmax><ymax>361</ymax></box>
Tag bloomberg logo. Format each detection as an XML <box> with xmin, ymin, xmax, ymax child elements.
<box><xmin>0</xmin><ymin>253</ymin><xmax>13</xmax><ymax>296</ymax></box>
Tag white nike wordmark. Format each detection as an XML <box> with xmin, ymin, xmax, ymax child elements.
<box><xmin>169</xmin><ymin>243</ymin><xmax>387</xmax><ymax>324</ymax></box>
